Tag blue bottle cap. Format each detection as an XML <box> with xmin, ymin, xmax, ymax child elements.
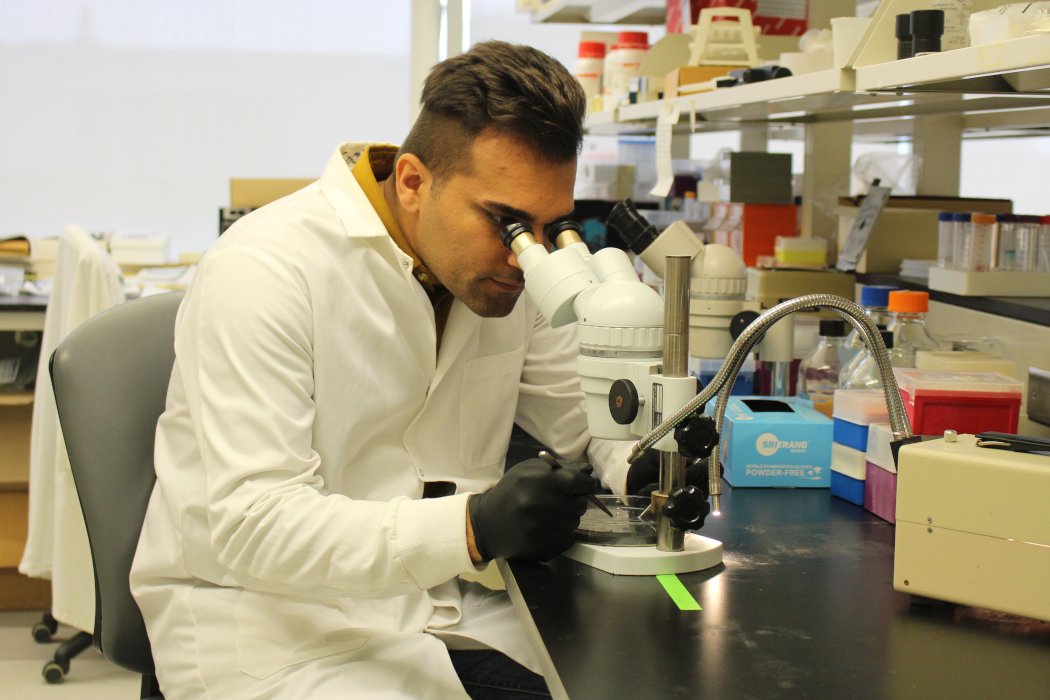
<box><xmin>953</xmin><ymin>212</ymin><xmax>972</xmax><ymax>222</ymax></box>
<box><xmin>860</xmin><ymin>284</ymin><xmax>896</xmax><ymax>308</ymax></box>
<box><xmin>937</xmin><ymin>212</ymin><xmax>954</xmax><ymax>222</ymax></box>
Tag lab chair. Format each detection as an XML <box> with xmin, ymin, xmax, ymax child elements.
<box><xmin>50</xmin><ymin>290</ymin><xmax>185</xmax><ymax>700</ymax></box>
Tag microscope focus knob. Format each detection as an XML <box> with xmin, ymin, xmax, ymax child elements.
<box><xmin>608</xmin><ymin>379</ymin><xmax>640</xmax><ymax>425</ymax></box>
<box><xmin>674</xmin><ymin>414</ymin><xmax>719</xmax><ymax>460</ymax></box>
<box><xmin>662</xmin><ymin>485</ymin><xmax>710</xmax><ymax>532</ymax></box>
<box><xmin>730</xmin><ymin>310</ymin><xmax>760</xmax><ymax>340</ymax></box>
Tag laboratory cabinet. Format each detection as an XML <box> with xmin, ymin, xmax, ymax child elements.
<box><xmin>0</xmin><ymin>297</ymin><xmax>50</xmax><ymax>610</ymax></box>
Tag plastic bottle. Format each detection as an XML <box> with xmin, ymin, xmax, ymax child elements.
<box><xmin>955</xmin><ymin>213</ymin><xmax>995</xmax><ymax>271</ymax></box>
<box><xmin>844</xmin><ymin>285</ymin><xmax>894</xmax><ymax>365</ymax></box>
<box><xmin>797</xmin><ymin>319</ymin><xmax>851</xmax><ymax>417</ymax></box>
<box><xmin>937</xmin><ymin>211</ymin><xmax>954</xmax><ymax>267</ymax></box>
<box><xmin>574</xmin><ymin>41</ymin><xmax>606</xmax><ymax>103</ymax></box>
<box><xmin>1038</xmin><ymin>215</ymin><xmax>1050</xmax><ymax>273</ymax></box>
<box><xmin>603</xmin><ymin>32</ymin><xmax>649</xmax><ymax>108</ymax></box>
<box><xmin>910</xmin><ymin>10</ymin><xmax>945</xmax><ymax>55</ymax></box>
<box><xmin>1013</xmin><ymin>215</ymin><xmax>1041</xmax><ymax>272</ymax></box>
<box><xmin>950</xmin><ymin>212</ymin><xmax>971</xmax><ymax>270</ymax></box>
<box><xmin>886</xmin><ymin>291</ymin><xmax>939</xmax><ymax>368</ymax></box>
<box><xmin>842</xmin><ymin>329</ymin><xmax>896</xmax><ymax>390</ymax></box>
<box><xmin>996</xmin><ymin>213</ymin><xmax>1017</xmax><ymax>271</ymax></box>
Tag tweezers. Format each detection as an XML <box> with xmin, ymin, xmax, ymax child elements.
<box><xmin>538</xmin><ymin>451</ymin><xmax>614</xmax><ymax>516</ymax></box>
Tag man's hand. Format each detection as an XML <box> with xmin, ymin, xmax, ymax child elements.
<box><xmin>626</xmin><ymin>449</ymin><xmax>716</xmax><ymax>499</ymax></box>
<box><xmin>467</xmin><ymin>459</ymin><xmax>597</xmax><ymax>563</ymax></box>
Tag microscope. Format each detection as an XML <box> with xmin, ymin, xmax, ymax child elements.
<box><xmin>500</xmin><ymin>203</ymin><xmax>913</xmax><ymax>575</ymax></box>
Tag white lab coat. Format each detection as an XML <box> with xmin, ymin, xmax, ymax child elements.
<box><xmin>20</xmin><ymin>225</ymin><xmax>125</xmax><ymax>633</ymax></box>
<box><xmin>131</xmin><ymin>143</ymin><xmax>632</xmax><ymax>700</ymax></box>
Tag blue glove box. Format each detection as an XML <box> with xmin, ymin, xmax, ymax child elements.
<box><xmin>720</xmin><ymin>396</ymin><xmax>833</xmax><ymax>488</ymax></box>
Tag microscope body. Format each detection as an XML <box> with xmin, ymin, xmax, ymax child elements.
<box><xmin>508</xmin><ymin>228</ymin><xmax>695</xmax><ymax>453</ymax></box>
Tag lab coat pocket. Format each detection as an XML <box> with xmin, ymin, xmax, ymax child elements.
<box><xmin>460</xmin><ymin>347</ymin><xmax>525</xmax><ymax>471</ymax></box>
<box><xmin>235</xmin><ymin>591</ymin><xmax>390</xmax><ymax>680</ymax></box>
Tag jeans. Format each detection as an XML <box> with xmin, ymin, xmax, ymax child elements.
<box><xmin>448</xmin><ymin>649</ymin><xmax>552</xmax><ymax>700</ymax></box>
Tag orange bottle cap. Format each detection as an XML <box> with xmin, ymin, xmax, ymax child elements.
<box><xmin>971</xmin><ymin>213</ymin><xmax>997</xmax><ymax>225</ymax></box>
<box><xmin>888</xmin><ymin>290</ymin><xmax>929</xmax><ymax>313</ymax></box>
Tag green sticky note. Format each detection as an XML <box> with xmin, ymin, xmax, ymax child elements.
<box><xmin>657</xmin><ymin>574</ymin><xmax>701</xmax><ymax>611</ymax></box>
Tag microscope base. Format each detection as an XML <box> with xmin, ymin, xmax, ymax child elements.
<box><xmin>561</xmin><ymin>533</ymin><xmax>723</xmax><ymax>576</ymax></box>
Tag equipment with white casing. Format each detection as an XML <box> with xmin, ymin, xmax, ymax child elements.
<box><xmin>605</xmin><ymin>200</ymin><xmax>795</xmax><ymax>395</ymax></box>
<box><xmin>500</xmin><ymin>220</ymin><xmax>722</xmax><ymax>576</ymax></box>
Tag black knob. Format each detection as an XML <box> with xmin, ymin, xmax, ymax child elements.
<box><xmin>730</xmin><ymin>310</ymin><xmax>760</xmax><ymax>341</ymax></box>
<box><xmin>608</xmin><ymin>379</ymin><xmax>640</xmax><ymax>425</ymax></box>
<box><xmin>662</xmin><ymin>485</ymin><xmax>710</xmax><ymax>532</ymax></box>
<box><xmin>499</xmin><ymin>222</ymin><xmax>533</xmax><ymax>250</ymax></box>
<box><xmin>674</xmin><ymin>414</ymin><xmax>719</xmax><ymax>461</ymax></box>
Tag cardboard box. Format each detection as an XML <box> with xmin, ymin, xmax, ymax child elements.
<box><xmin>0</xmin><ymin>395</ymin><xmax>32</xmax><ymax>486</ymax></box>
<box><xmin>664</xmin><ymin>65</ymin><xmax>741</xmax><ymax>98</ymax></box>
<box><xmin>720</xmin><ymin>396</ymin><xmax>833</xmax><ymax>487</ymax></box>
<box><xmin>710</xmin><ymin>202</ymin><xmax>797</xmax><ymax>267</ymax></box>
<box><xmin>230</xmin><ymin>178</ymin><xmax>315</xmax><ymax>208</ymax></box>
<box><xmin>729</xmin><ymin>152</ymin><xmax>792</xmax><ymax>205</ymax></box>
<box><xmin>836</xmin><ymin>196</ymin><xmax>1012</xmax><ymax>273</ymax></box>
<box><xmin>0</xmin><ymin>491</ymin><xmax>29</xmax><ymax>567</ymax></box>
<box><xmin>746</xmin><ymin>268</ymin><xmax>857</xmax><ymax>311</ymax></box>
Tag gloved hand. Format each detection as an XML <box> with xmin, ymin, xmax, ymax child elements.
<box><xmin>468</xmin><ymin>458</ymin><xmax>598</xmax><ymax>562</ymax></box>
<box><xmin>625</xmin><ymin>449</ymin><xmax>717</xmax><ymax>499</ymax></box>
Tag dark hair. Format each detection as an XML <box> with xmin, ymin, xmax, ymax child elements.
<box><xmin>398</xmin><ymin>41</ymin><xmax>586</xmax><ymax>182</ymax></box>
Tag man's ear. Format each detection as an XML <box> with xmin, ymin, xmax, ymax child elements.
<box><xmin>394</xmin><ymin>153</ymin><xmax>432</xmax><ymax>215</ymax></box>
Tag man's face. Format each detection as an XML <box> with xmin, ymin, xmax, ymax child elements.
<box><xmin>409</xmin><ymin>129</ymin><xmax>577</xmax><ymax>318</ymax></box>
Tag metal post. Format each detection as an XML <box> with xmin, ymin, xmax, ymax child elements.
<box><xmin>657</xmin><ymin>255</ymin><xmax>691</xmax><ymax>552</ymax></box>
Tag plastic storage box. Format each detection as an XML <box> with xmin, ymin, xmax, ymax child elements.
<box><xmin>915</xmin><ymin>350</ymin><xmax>1016</xmax><ymax>377</ymax></box>
<box><xmin>864</xmin><ymin>422</ymin><xmax>897</xmax><ymax>523</ymax></box>
<box><xmin>774</xmin><ymin>236</ymin><xmax>827</xmax><ymax>265</ymax></box>
<box><xmin>893</xmin><ymin>369</ymin><xmax>1024</xmax><ymax>435</ymax></box>
<box><xmin>832</xmin><ymin>389</ymin><xmax>891</xmax><ymax>451</ymax></box>
<box><xmin>831</xmin><ymin>443</ymin><xmax>867</xmax><ymax>506</ymax></box>
<box><xmin>865</xmin><ymin>461</ymin><xmax>897</xmax><ymax>523</ymax></box>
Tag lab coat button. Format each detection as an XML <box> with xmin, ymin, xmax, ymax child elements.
<box><xmin>402</xmin><ymin>259</ymin><xmax>411</xmax><ymax>269</ymax></box>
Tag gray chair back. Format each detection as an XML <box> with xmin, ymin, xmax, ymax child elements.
<box><xmin>50</xmin><ymin>291</ymin><xmax>185</xmax><ymax>675</ymax></box>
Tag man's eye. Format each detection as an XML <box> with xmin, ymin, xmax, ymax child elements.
<box><xmin>491</xmin><ymin>213</ymin><xmax>516</xmax><ymax>227</ymax></box>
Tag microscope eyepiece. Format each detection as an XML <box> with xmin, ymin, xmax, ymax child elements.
<box><xmin>606</xmin><ymin>199</ymin><xmax>659</xmax><ymax>255</ymax></box>
<box><xmin>499</xmin><ymin>222</ymin><xmax>534</xmax><ymax>250</ymax></box>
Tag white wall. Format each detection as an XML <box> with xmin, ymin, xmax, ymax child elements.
<box><xmin>960</xmin><ymin>136</ymin><xmax>1050</xmax><ymax>215</ymax></box>
<box><xmin>0</xmin><ymin>0</ymin><xmax>412</xmax><ymax>256</ymax></box>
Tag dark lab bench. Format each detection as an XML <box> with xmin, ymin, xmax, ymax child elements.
<box><xmin>499</xmin><ymin>486</ymin><xmax>1050</xmax><ymax>700</ymax></box>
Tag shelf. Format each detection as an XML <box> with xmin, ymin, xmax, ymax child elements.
<box><xmin>856</xmin><ymin>34</ymin><xmax>1050</xmax><ymax>94</ymax></box>
<box><xmin>585</xmin><ymin>60</ymin><xmax>1050</xmax><ymax>136</ymax></box>
<box><xmin>855</xmin><ymin>273</ymin><xmax>1050</xmax><ymax>328</ymax></box>
<box><xmin>0</xmin><ymin>391</ymin><xmax>33</xmax><ymax>406</ymax></box>
<box><xmin>530</xmin><ymin>0</ymin><xmax>665</xmax><ymax>24</ymax></box>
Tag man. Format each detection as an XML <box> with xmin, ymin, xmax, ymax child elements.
<box><xmin>131</xmin><ymin>41</ymin><xmax>636</xmax><ymax>699</ymax></box>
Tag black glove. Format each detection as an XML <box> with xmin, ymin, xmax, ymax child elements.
<box><xmin>626</xmin><ymin>449</ymin><xmax>717</xmax><ymax>500</ymax></box>
<box><xmin>468</xmin><ymin>458</ymin><xmax>598</xmax><ymax>562</ymax></box>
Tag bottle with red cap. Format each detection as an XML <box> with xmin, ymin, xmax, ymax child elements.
<box><xmin>886</xmin><ymin>290</ymin><xmax>939</xmax><ymax>368</ymax></box>
<box><xmin>602</xmin><ymin>31</ymin><xmax>649</xmax><ymax>107</ymax></box>
<box><xmin>574</xmin><ymin>41</ymin><xmax>606</xmax><ymax>103</ymax></box>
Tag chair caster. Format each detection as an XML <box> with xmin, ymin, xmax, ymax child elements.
<box><xmin>43</xmin><ymin>659</ymin><xmax>68</xmax><ymax>684</ymax></box>
<box><xmin>32</xmin><ymin>623</ymin><xmax>54</xmax><ymax>643</ymax></box>
<box><xmin>32</xmin><ymin>612</ymin><xmax>60</xmax><ymax>643</ymax></box>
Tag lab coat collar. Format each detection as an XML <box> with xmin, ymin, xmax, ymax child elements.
<box><xmin>318</xmin><ymin>142</ymin><xmax>395</xmax><ymax>241</ymax></box>
<box><xmin>320</xmin><ymin>142</ymin><xmax>485</xmax><ymax>386</ymax></box>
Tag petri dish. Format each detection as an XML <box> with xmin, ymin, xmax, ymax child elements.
<box><xmin>575</xmin><ymin>495</ymin><xmax>657</xmax><ymax>546</ymax></box>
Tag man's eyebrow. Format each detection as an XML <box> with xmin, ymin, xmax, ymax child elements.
<box><xmin>482</xmin><ymin>201</ymin><xmax>535</xmax><ymax>222</ymax></box>
<box><xmin>482</xmin><ymin>201</ymin><xmax>575</xmax><ymax>224</ymax></box>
